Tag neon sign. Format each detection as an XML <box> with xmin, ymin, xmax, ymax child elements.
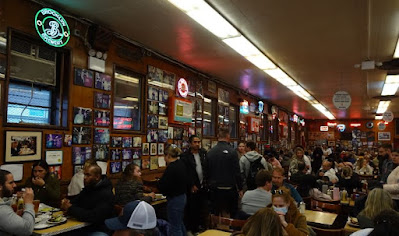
<box><xmin>350</xmin><ymin>123</ymin><xmax>361</xmax><ymax>127</ymax></box>
<box><xmin>258</xmin><ymin>101</ymin><xmax>264</xmax><ymax>113</ymax></box>
<box><xmin>327</xmin><ymin>122</ymin><xmax>337</xmax><ymax>127</ymax></box>
<box><xmin>320</xmin><ymin>126</ymin><xmax>328</xmax><ymax>132</ymax></box>
<box><xmin>35</xmin><ymin>8</ymin><xmax>70</xmax><ymax>47</ymax></box>
<box><xmin>240</xmin><ymin>100</ymin><xmax>249</xmax><ymax>114</ymax></box>
<box><xmin>337</xmin><ymin>124</ymin><xmax>346</xmax><ymax>132</ymax></box>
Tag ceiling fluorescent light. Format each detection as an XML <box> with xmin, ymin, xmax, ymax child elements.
<box><xmin>394</xmin><ymin>38</ymin><xmax>399</xmax><ymax>58</ymax></box>
<box><xmin>245</xmin><ymin>54</ymin><xmax>276</xmax><ymax>70</ymax></box>
<box><xmin>264</xmin><ymin>68</ymin><xmax>297</xmax><ymax>86</ymax></box>
<box><xmin>115</xmin><ymin>73</ymin><xmax>139</xmax><ymax>84</ymax></box>
<box><xmin>122</xmin><ymin>97</ymin><xmax>138</xmax><ymax>102</ymax></box>
<box><xmin>375</xmin><ymin>115</ymin><xmax>383</xmax><ymax>120</ymax></box>
<box><xmin>168</xmin><ymin>0</ymin><xmax>240</xmax><ymax>39</ymax></box>
<box><xmin>376</xmin><ymin>100</ymin><xmax>391</xmax><ymax>114</ymax></box>
<box><xmin>223</xmin><ymin>36</ymin><xmax>260</xmax><ymax>57</ymax></box>
<box><xmin>381</xmin><ymin>75</ymin><xmax>399</xmax><ymax>96</ymax></box>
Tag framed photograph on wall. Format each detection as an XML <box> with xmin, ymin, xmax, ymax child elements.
<box><xmin>142</xmin><ymin>143</ymin><xmax>150</xmax><ymax>155</ymax></box>
<box><xmin>110</xmin><ymin>162</ymin><xmax>121</xmax><ymax>174</ymax></box>
<box><xmin>72</xmin><ymin>127</ymin><xmax>91</xmax><ymax>144</ymax></box>
<box><xmin>72</xmin><ymin>147</ymin><xmax>92</xmax><ymax>165</ymax></box>
<box><xmin>93</xmin><ymin>144</ymin><xmax>109</xmax><ymax>161</ymax></box>
<box><xmin>94</xmin><ymin>92</ymin><xmax>111</xmax><ymax>109</ymax></box>
<box><xmin>94</xmin><ymin>72</ymin><xmax>112</xmax><ymax>91</ymax></box>
<box><xmin>74</xmin><ymin>68</ymin><xmax>93</xmax><ymax>88</ymax></box>
<box><xmin>158</xmin><ymin>116</ymin><xmax>168</xmax><ymax>129</ymax></box>
<box><xmin>45</xmin><ymin>150</ymin><xmax>63</xmax><ymax>165</ymax></box>
<box><xmin>378</xmin><ymin>132</ymin><xmax>391</xmax><ymax>141</ymax></box>
<box><xmin>73</xmin><ymin>107</ymin><xmax>92</xmax><ymax>125</ymax></box>
<box><xmin>150</xmin><ymin>143</ymin><xmax>157</xmax><ymax>155</ymax></box>
<box><xmin>94</xmin><ymin>110</ymin><xmax>110</xmax><ymax>126</ymax></box>
<box><xmin>45</xmin><ymin>134</ymin><xmax>62</xmax><ymax>149</ymax></box>
<box><xmin>158</xmin><ymin>143</ymin><xmax>164</xmax><ymax>155</ymax></box>
<box><xmin>5</xmin><ymin>131</ymin><xmax>42</xmax><ymax>162</ymax></box>
<box><xmin>49</xmin><ymin>166</ymin><xmax>62</xmax><ymax>180</ymax></box>
<box><xmin>94</xmin><ymin>128</ymin><xmax>110</xmax><ymax>144</ymax></box>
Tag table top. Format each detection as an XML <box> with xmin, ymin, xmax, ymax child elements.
<box><xmin>304</xmin><ymin>210</ymin><xmax>338</xmax><ymax>226</ymax></box>
<box><xmin>151</xmin><ymin>198</ymin><xmax>167</xmax><ymax>206</ymax></box>
<box><xmin>33</xmin><ymin>218</ymin><xmax>89</xmax><ymax>236</ymax></box>
<box><xmin>198</xmin><ymin>229</ymin><xmax>232</xmax><ymax>236</ymax></box>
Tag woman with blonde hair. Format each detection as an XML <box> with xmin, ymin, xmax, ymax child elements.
<box><xmin>233</xmin><ymin>208</ymin><xmax>284</xmax><ymax>236</ymax></box>
<box><xmin>357</xmin><ymin>188</ymin><xmax>394</xmax><ymax>228</ymax></box>
<box><xmin>271</xmin><ymin>187</ymin><xmax>308</xmax><ymax>236</ymax></box>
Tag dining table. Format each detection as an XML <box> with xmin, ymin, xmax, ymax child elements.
<box><xmin>198</xmin><ymin>229</ymin><xmax>232</xmax><ymax>236</ymax></box>
<box><xmin>304</xmin><ymin>210</ymin><xmax>359</xmax><ymax>234</ymax></box>
<box><xmin>33</xmin><ymin>218</ymin><xmax>90</xmax><ymax>236</ymax></box>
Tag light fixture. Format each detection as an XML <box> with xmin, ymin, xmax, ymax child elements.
<box><xmin>122</xmin><ymin>97</ymin><xmax>138</xmax><ymax>102</ymax></box>
<box><xmin>376</xmin><ymin>100</ymin><xmax>391</xmax><ymax>114</ymax></box>
<box><xmin>381</xmin><ymin>75</ymin><xmax>399</xmax><ymax>96</ymax></box>
<box><xmin>375</xmin><ymin>115</ymin><xmax>383</xmax><ymax>120</ymax></box>
<box><xmin>167</xmin><ymin>0</ymin><xmax>335</xmax><ymax>120</ymax></box>
<box><xmin>115</xmin><ymin>73</ymin><xmax>140</xmax><ymax>84</ymax></box>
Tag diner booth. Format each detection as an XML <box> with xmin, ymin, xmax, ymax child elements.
<box><xmin>0</xmin><ymin>0</ymin><xmax>397</xmax><ymax>235</ymax></box>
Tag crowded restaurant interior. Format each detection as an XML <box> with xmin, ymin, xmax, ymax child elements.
<box><xmin>2</xmin><ymin>0</ymin><xmax>399</xmax><ymax>235</ymax></box>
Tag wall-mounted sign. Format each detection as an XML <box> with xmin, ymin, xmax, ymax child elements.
<box><xmin>337</xmin><ymin>124</ymin><xmax>346</xmax><ymax>132</ymax></box>
<box><xmin>240</xmin><ymin>100</ymin><xmax>249</xmax><ymax>114</ymax></box>
<box><xmin>177</xmin><ymin>78</ymin><xmax>188</xmax><ymax>98</ymax></box>
<box><xmin>293</xmin><ymin>114</ymin><xmax>298</xmax><ymax>123</ymax></box>
<box><xmin>249</xmin><ymin>103</ymin><xmax>256</xmax><ymax>113</ymax></box>
<box><xmin>378</xmin><ymin>121</ymin><xmax>386</xmax><ymax>131</ymax></box>
<box><xmin>258</xmin><ymin>101</ymin><xmax>264</xmax><ymax>113</ymax></box>
<box><xmin>248</xmin><ymin>117</ymin><xmax>261</xmax><ymax>133</ymax></box>
<box><xmin>383</xmin><ymin>111</ymin><xmax>394</xmax><ymax>122</ymax></box>
<box><xmin>327</xmin><ymin>122</ymin><xmax>337</xmax><ymax>127</ymax></box>
<box><xmin>332</xmin><ymin>91</ymin><xmax>351</xmax><ymax>110</ymax></box>
<box><xmin>169</xmin><ymin>97</ymin><xmax>193</xmax><ymax>123</ymax></box>
<box><xmin>378</xmin><ymin>132</ymin><xmax>391</xmax><ymax>141</ymax></box>
<box><xmin>320</xmin><ymin>126</ymin><xmax>329</xmax><ymax>132</ymax></box>
<box><xmin>35</xmin><ymin>8</ymin><xmax>70</xmax><ymax>47</ymax></box>
<box><xmin>350</xmin><ymin>123</ymin><xmax>361</xmax><ymax>127</ymax></box>
<box><xmin>366</xmin><ymin>121</ymin><xmax>374</xmax><ymax>129</ymax></box>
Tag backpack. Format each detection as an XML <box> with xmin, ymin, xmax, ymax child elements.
<box><xmin>245</xmin><ymin>155</ymin><xmax>265</xmax><ymax>190</ymax></box>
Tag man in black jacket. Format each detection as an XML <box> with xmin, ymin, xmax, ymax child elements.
<box><xmin>61</xmin><ymin>163</ymin><xmax>114</xmax><ymax>234</ymax></box>
<box><xmin>207</xmin><ymin>127</ymin><xmax>242</xmax><ymax>217</ymax></box>
<box><xmin>180</xmin><ymin>135</ymin><xmax>208</xmax><ymax>234</ymax></box>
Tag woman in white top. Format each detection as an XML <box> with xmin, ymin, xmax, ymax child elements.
<box><xmin>383</xmin><ymin>150</ymin><xmax>399</xmax><ymax>201</ymax></box>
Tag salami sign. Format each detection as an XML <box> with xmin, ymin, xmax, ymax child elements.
<box><xmin>332</xmin><ymin>91</ymin><xmax>351</xmax><ymax>110</ymax></box>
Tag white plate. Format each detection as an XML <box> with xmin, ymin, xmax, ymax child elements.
<box><xmin>46</xmin><ymin>217</ymin><xmax>67</xmax><ymax>224</ymax></box>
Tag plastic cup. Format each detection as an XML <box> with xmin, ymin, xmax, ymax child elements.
<box><xmin>33</xmin><ymin>200</ymin><xmax>40</xmax><ymax>214</ymax></box>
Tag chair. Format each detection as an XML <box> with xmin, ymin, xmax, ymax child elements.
<box><xmin>310</xmin><ymin>226</ymin><xmax>344</xmax><ymax>236</ymax></box>
<box><xmin>209</xmin><ymin>214</ymin><xmax>247</xmax><ymax>232</ymax></box>
<box><xmin>311</xmin><ymin>198</ymin><xmax>341</xmax><ymax>214</ymax></box>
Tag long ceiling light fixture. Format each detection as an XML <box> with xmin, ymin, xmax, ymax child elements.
<box><xmin>168</xmin><ymin>0</ymin><xmax>335</xmax><ymax>120</ymax></box>
<box><xmin>375</xmin><ymin>75</ymin><xmax>398</xmax><ymax>119</ymax></box>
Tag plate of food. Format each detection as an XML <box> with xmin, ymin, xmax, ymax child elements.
<box><xmin>347</xmin><ymin>217</ymin><xmax>360</xmax><ymax>228</ymax></box>
<box><xmin>47</xmin><ymin>212</ymin><xmax>67</xmax><ymax>224</ymax></box>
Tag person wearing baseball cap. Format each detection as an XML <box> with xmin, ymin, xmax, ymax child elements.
<box><xmin>105</xmin><ymin>200</ymin><xmax>157</xmax><ymax>236</ymax></box>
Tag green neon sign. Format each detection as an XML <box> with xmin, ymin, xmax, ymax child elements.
<box><xmin>35</xmin><ymin>8</ymin><xmax>70</xmax><ymax>47</ymax></box>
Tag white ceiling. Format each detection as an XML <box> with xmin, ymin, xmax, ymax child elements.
<box><xmin>43</xmin><ymin>0</ymin><xmax>399</xmax><ymax>119</ymax></box>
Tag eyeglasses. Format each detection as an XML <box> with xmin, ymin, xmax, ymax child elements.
<box><xmin>272</xmin><ymin>190</ymin><xmax>283</xmax><ymax>195</ymax></box>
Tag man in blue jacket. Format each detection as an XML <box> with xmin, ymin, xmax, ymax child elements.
<box><xmin>271</xmin><ymin>167</ymin><xmax>303</xmax><ymax>204</ymax></box>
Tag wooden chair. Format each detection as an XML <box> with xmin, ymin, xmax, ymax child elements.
<box><xmin>209</xmin><ymin>214</ymin><xmax>247</xmax><ymax>232</ymax></box>
<box><xmin>310</xmin><ymin>226</ymin><xmax>344</xmax><ymax>236</ymax></box>
<box><xmin>311</xmin><ymin>198</ymin><xmax>341</xmax><ymax>214</ymax></box>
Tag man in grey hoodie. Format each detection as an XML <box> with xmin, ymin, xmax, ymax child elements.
<box><xmin>0</xmin><ymin>170</ymin><xmax>35</xmax><ymax>236</ymax></box>
<box><xmin>240</xmin><ymin>141</ymin><xmax>272</xmax><ymax>190</ymax></box>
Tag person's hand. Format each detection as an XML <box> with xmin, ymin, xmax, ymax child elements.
<box><xmin>32</xmin><ymin>177</ymin><xmax>45</xmax><ymax>187</ymax></box>
<box><xmin>23</xmin><ymin>188</ymin><xmax>34</xmax><ymax>204</ymax></box>
<box><xmin>148</xmin><ymin>192</ymin><xmax>156</xmax><ymax>199</ymax></box>
<box><xmin>60</xmin><ymin>199</ymin><xmax>72</xmax><ymax>212</ymax></box>
<box><xmin>191</xmin><ymin>185</ymin><xmax>199</xmax><ymax>193</ymax></box>
<box><xmin>238</xmin><ymin>190</ymin><xmax>243</xmax><ymax>198</ymax></box>
<box><xmin>319</xmin><ymin>171</ymin><xmax>325</xmax><ymax>177</ymax></box>
<box><xmin>277</xmin><ymin>213</ymin><xmax>288</xmax><ymax>227</ymax></box>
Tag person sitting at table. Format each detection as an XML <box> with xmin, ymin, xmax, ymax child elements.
<box><xmin>67</xmin><ymin>159</ymin><xmax>97</xmax><ymax>198</ymax></box>
<box><xmin>60</xmin><ymin>163</ymin><xmax>114</xmax><ymax>234</ymax></box>
<box><xmin>0</xmin><ymin>170</ymin><xmax>35</xmax><ymax>236</ymax></box>
<box><xmin>383</xmin><ymin>149</ymin><xmax>399</xmax><ymax>207</ymax></box>
<box><xmin>351</xmin><ymin>209</ymin><xmax>399</xmax><ymax>236</ymax></box>
<box><xmin>115</xmin><ymin>163</ymin><xmax>155</xmax><ymax>205</ymax></box>
<box><xmin>232</xmin><ymin>207</ymin><xmax>284</xmax><ymax>236</ymax></box>
<box><xmin>267</xmin><ymin>152</ymin><xmax>282</xmax><ymax>169</ymax></box>
<box><xmin>272</xmin><ymin>167</ymin><xmax>303</xmax><ymax>204</ymax></box>
<box><xmin>240</xmin><ymin>170</ymin><xmax>273</xmax><ymax>217</ymax></box>
<box><xmin>290</xmin><ymin>162</ymin><xmax>316</xmax><ymax>198</ymax></box>
<box><xmin>105</xmin><ymin>200</ymin><xmax>160</xmax><ymax>236</ymax></box>
<box><xmin>25</xmin><ymin>160</ymin><xmax>60</xmax><ymax>207</ymax></box>
<box><xmin>317</xmin><ymin>159</ymin><xmax>339</xmax><ymax>184</ymax></box>
<box><xmin>289</xmin><ymin>146</ymin><xmax>311</xmax><ymax>176</ymax></box>
<box><xmin>338</xmin><ymin>166</ymin><xmax>362</xmax><ymax>195</ymax></box>
<box><xmin>355</xmin><ymin>157</ymin><xmax>374</xmax><ymax>176</ymax></box>
<box><xmin>271</xmin><ymin>187</ymin><xmax>309</xmax><ymax>236</ymax></box>
<box><xmin>357</xmin><ymin>188</ymin><xmax>394</xmax><ymax>229</ymax></box>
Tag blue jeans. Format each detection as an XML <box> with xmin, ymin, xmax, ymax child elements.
<box><xmin>167</xmin><ymin>194</ymin><xmax>187</xmax><ymax>236</ymax></box>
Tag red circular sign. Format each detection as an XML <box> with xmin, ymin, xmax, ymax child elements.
<box><xmin>177</xmin><ymin>78</ymin><xmax>188</xmax><ymax>97</ymax></box>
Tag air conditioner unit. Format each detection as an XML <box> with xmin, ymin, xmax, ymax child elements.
<box><xmin>9</xmin><ymin>38</ymin><xmax>56</xmax><ymax>86</ymax></box>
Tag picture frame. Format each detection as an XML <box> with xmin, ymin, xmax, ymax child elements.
<box><xmin>150</xmin><ymin>156</ymin><xmax>159</xmax><ymax>170</ymax></box>
<box><xmin>111</xmin><ymin>149</ymin><xmax>121</xmax><ymax>161</ymax></box>
<box><xmin>122</xmin><ymin>149</ymin><xmax>132</xmax><ymax>160</ymax></box>
<box><xmin>94</xmin><ymin>72</ymin><xmax>112</xmax><ymax>91</ymax></box>
<box><xmin>94</xmin><ymin>92</ymin><xmax>111</xmax><ymax>109</ymax></box>
<box><xmin>142</xmin><ymin>157</ymin><xmax>150</xmax><ymax>169</ymax></box>
<box><xmin>158</xmin><ymin>116</ymin><xmax>168</xmax><ymax>129</ymax></box>
<box><xmin>133</xmin><ymin>137</ymin><xmax>142</xmax><ymax>147</ymax></box>
<box><xmin>64</xmin><ymin>134</ymin><xmax>72</xmax><ymax>147</ymax></box>
<box><xmin>45</xmin><ymin>150</ymin><xmax>63</xmax><ymax>165</ymax></box>
<box><xmin>110</xmin><ymin>162</ymin><xmax>121</xmax><ymax>174</ymax></box>
<box><xmin>147</xmin><ymin>130</ymin><xmax>158</xmax><ymax>143</ymax></box>
<box><xmin>72</xmin><ymin>127</ymin><xmax>91</xmax><ymax>144</ymax></box>
<box><xmin>45</xmin><ymin>134</ymin><xmax>63</xmax><ymax>149</ymax></box>
<box><xmin>159</xmin><ymin>90</ymin><xmax>169</xmax><ymax>102</ymax></box>
<box><xmin>132</xmin><ymin>149</ymin><xmax>141</xmax><ymax>159</ymax></box>
<box><xmin>94</xmin><ymin>110</ymin><xmax>110</xmax><ymax>126</ymax></box>
<box><xmin>73</xmin><ymin>107</ymin><xmax>92</xmax><ymax>125</ymax></box>
<box><xmin>163</xmin><ymin>71</ymin><xmax>176</xmax><ymax>90</ymax></box>
<box><xmin>49</xmin><ymin>166</ymin><xmax>62</xmax><ymax>180</ymax></box>
<box><xmin>72</xmin><ymin>147</ymin><xmax>92</xmax><ymax>165</ymax></box>
<box><xmin>158</xmin><ymin>130</ymin><xmax>168</xmax><ymax>143</ymax></box>
<box><xmin>94</xmin><ymin>128</ymin><xmax>110</xmax><ymax>144</ymax></box>
<box><xmin>148</xmin><ymin>101</ymin><xmax>158</xmax><ymax>115</ymax></box>
<box><xmin>142</xmin><ymin>143</ymin><xmax>150</xmax><ymax>155</ymax></box>
<box><xmin>150</xmin><ymin>143</ymin><xmax>157</xmax><ymax>155</ymax></box>
<box><xmin>74</xmin><ymin>68</ymin><xmax>93</xmax><ymax>88</ymax></box>
<box><xmin>5</xmin><ymin>131</ymin><xmax>42</xmax><ymax>162</ymax></box>
<box><xmin>159</xmin><ymin>103</ymin><xmax>167</xmax><ymax>116</ymax></box>
<box><xmin>122</xmin><ymin>161</ymin><xmax>132</xmax><ymax>171</ymax></box>
<box><xmin>111</xmin><ymin>137</ymin><xmax>122</xmax><ymax>147</ymax></box>
<box><xmin>147</xmin><ymin>115</ymin><xmax>159</xmax><ymax>128</ymax></box>
<box><xmin>378</xmin><ymin>132</ymin><xmax>391</xmax><ymax>141</ymax></box>
<box><xmin>93</xmin><ymin>145</ymin><xmax>109</xmax><ymax>161</ymax></box>
<box><xmin>133</xmin><ymin>159</ymin><xmax>142</xmax><ymax>168</ymax></box>
<box><xmin>148</xmin><ymin>87</ymin><xmax>159</xmax><ymax>101</ymax></box>
<box><xmin>122</xmin><ymin>137</ymin><xmax>132</xmax><ymax>148</ymax></box>
<box><xmin>158</xmin><ymin>143</ymin><xmax>164</xmax><ymax>155</ymax></box>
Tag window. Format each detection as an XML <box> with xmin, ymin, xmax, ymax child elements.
<box><xmin>113</xmin><ymin>67</ymin><xmax>142</xmax><ymax>131</ymax></box>
<box><xmin>6</xmin><ymin>34</ymin><xmax>68</xmax><ymax>127</ymax></box>
<box><xmin>203</xmin><ymin>97</ymin><xmax>215</xmax><ymax>136</ymax></box>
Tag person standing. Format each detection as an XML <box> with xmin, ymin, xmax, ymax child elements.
<box><xmin>158</xmin><ymin>144</ymin><xmax>189</xmax><ymax>236</ymax></box>
<box><xmin>236</xmin><ymin>141</ymin><xmax>246</xmax><ymax>160</ymax></box>
<box><xmin>312</xmin><ymin>145</ymin><xmax>323</xmax><ymax>174</ymax></box>
<box><xmin>206</xmin><ymin>127</ymin><xmax>243</xmax><ymax>217</ymax></box>
<box><xmin>180</xmin><ymin>135</ymin><xmax>208</xmax><ymax>234</ymax></box>
<box><xmin>0</xmin><ymin>170</ymin><xmax>35</xmax><ymax>236</ymax></box>
<box><xmin>322</xmin><ymin>143</ymin><xmax>332</xmax><ymax>161</ymax></box>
